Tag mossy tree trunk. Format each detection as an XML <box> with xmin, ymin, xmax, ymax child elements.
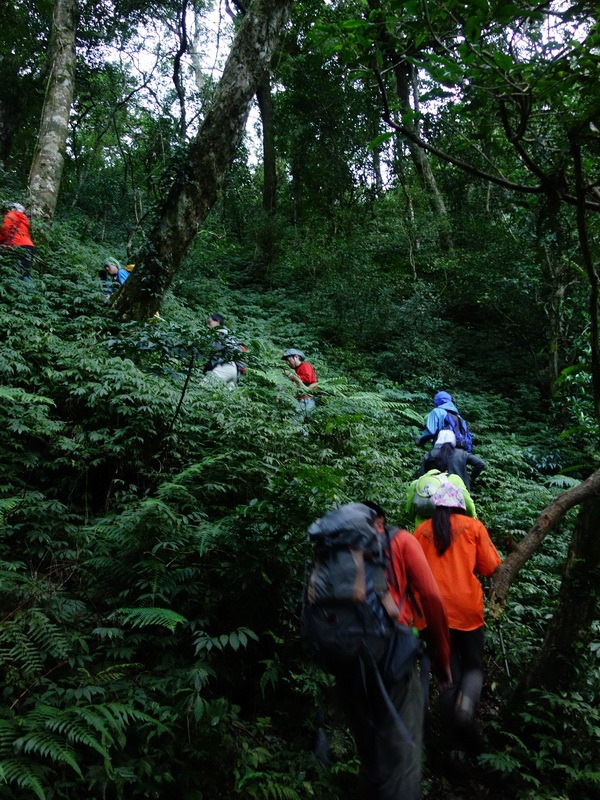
<box><xmin>113</xmin><ymin>0</ymin><xmax>291</xmax><ymax>320</ymax></box>
<box><xmin>28</xmin><ymin>0</ymin><xmax>78</xmax><ymax>221</ymax></box>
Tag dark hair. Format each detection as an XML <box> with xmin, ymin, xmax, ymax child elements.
<box><xmin>361</xmin><ymin>500</ymin><xmax>386</xmax><ymax>521</ymax></box>
<box><xmin>431</xmin><ymin>506</ymin><xmax>467</xmax><ymax>556</ymax></box>
<box><xmin>424</xmin><ymin>442</ymin><xmax>454</xmax><ymax>473</ymax></box>
<box><xmin>208</xmin><ymin>313</ymin><xmax>224</xmax><ymax>325</ymax></box>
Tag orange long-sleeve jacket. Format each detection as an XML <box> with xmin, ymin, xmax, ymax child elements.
<box><xmin>0</xmin><ymin>210</ymin><xmax>34</xmax><ymax>248</ymax></box>
<box><xmin>413</xmin><ymin>515</ymin><xmax>502</xmax><ymax>631</ymax></box>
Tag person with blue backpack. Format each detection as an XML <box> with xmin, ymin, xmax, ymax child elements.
<box><xmin>417</xmin><ymin>391</ymin><xmax>473</xmax><ymax>452</ymax></box>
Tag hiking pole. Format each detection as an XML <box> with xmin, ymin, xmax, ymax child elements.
<box><xmin>496</xmin><ymin>620</ymin><xmax>511</xmax><ymax>679</ymax></box>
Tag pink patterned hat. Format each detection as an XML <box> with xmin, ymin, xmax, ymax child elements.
<box><xmin>432</xmin><ymin>482</ymin><xmax>466</xmax><ymax>510</ymax></box>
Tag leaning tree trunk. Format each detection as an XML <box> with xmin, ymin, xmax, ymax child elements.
<box><xmin>489</xmin><ymin>467</ymin><xmax>600</xmax><ymax>612</ymax></box>
<box><xmin>113</xmin><ymin>0</ymin><xmax>292</xmax><ymax>320</ymax></box>
<box><xmin>28</xmin><ymin>0</ymin><xmax>78</xmax><ymax>221</ymax></box>
<box><xmin>513</xmin><ymin>497</ymin><xmax>600</xmax><ymax>702</ymax></box>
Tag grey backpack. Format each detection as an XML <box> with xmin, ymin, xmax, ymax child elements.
<box><xmin>300</xmin><ymin>503</ymin><xmax>421</xmax><ymax>743</ymax></box>
<box><xmin>412</xmin><ymin>470</ymin><xmax>450</xmax><ymax>519</ymax></box>
<box><xmin>300</xmin><ymin>503</ymin><xmax>401</xmax><ymax>670</ymax></box>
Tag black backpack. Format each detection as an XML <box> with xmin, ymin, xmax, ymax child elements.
<box><xmin>300</xmin><ymin>503</ymin><xmax>420</xmax><ymax>681</ymax></box>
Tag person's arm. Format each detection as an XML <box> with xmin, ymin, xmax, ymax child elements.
<box><xmin>400</xmin><ymin>535</ymin><xmax>451</xmax><ymax>686</ymax></box>
<box><xmin>0</xmin><ymin>214</ymin><xmax>16</xmax><ymax>245</ymax></box>
<box><xmin>474</xmin><ymin>521</ymin><xmax>502</xmax><ymax>577</ymax></box>
<box><xmin>417</xmin><ymin>408</ymin><xmax>444</xmax><ymax>447</ymax></box>
<box><xmin>467</xmin><ymin>453</ymin><xmax>485</xmax><ymax>485</ymax></box>
<box><xmin>463</xmin><ymin>489</ymin><xmax>477</xmax><ymax>519</ymax></box>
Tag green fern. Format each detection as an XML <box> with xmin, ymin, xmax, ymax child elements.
<box><xmin>0</xmin><ymin>386</ymin><xmax>55</xmax><ymax>407</ymax></box>
<box><xmin>0</xmin><ymin>496</ymin><xmax>19</xmax><ymax>526</ymax></box>
<box><xmin>0</xmin><ymin>757</ymin><xmax>48</xmax><ymax>800</ymax></box>
<box><xmin>545</xmin><ymin>475</ymin><xmax>581</xmax><ymax>489</ymax></box>
<box><xmin>108</xmin><ymin>606</ymin><xmax>188</xmax><ymax>631</ymax></box>
<box><xmin>13</xmin><ymin>731</ymin><xmax>82</xmax><ymax>776</ymax></box>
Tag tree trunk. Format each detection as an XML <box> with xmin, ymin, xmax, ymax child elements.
<box><xmin>570</xmin><ymin>132</ymin><xmax>600</xmax><ymax>424</ymax></box>
<box><xmin>28</xmin><ymin>0</ymin><xmax>78</xmax><ymax>221</ymax></box>
<box><xmin>489</xmin><ymin>467</ymin><xmax>600</xmax><ymax>612</ymax></box>
<box><xmin>514</xmin><ymin>497</ymin><xmax>600</xmax><ymax>700</ymax></box>
<box><xmin>368</xmin><ymin>0</ymin><xmax>453</xmax><ymax>251</ymax></box>
<box><xmin>256</xmin><ymin>71</ymin><xmax>277</xmax><ymax>214</ymax></box>
<box><xmin>113</xmin><ymin>0</ymin><xmax>291</xmax><ymax>320</ymax></box>
<box><xmin>393</xmin><ymin>61</ymin><xmax>453</xmax><ymax>253</ymax></box>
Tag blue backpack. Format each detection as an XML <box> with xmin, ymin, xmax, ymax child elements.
<box><xmin>443</xmin><ymin>411</ymin><xmax>473</xmax><ymax>452</ymax></box>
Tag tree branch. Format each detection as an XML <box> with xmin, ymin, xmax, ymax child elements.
<box><xmin>489</xmin><ymin>468</ymin><xmax>600</xmax><ymax>613</ymax></box>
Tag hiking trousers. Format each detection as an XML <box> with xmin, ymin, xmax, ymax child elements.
<box><xmin>336</xmin><ymin>661</ymin><xmax>424</xmax><ymax>800</ymax></box>
<box><xmin>439</xmin><ymin>627</ymin><xmax>484</xmax><ymax>750</ymax></box>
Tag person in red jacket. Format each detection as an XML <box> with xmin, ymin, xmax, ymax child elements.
<box><xmin>413</xmin><ymin>482</ymin><xmax>502</xmax><ymax>755</ymax></box>
<box><xmin>281</xmin><ymin>348</ymin><xmax>318</xmax><ymax>414</ymax></box>
<box><xmin>0</xmin><ymin>203</ymin><xmax>36</xmax><ymax>276</ymax></box>
<box><xmin>335</xmin><ymin>501</ymin><xmax>452</xmax><ymax>800</ymax></box>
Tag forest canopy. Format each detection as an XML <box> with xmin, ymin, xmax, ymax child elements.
<box><xmin>0</xmin><ymin>0</ymin><xmax>599</xmax><ymax>798</ymax></box>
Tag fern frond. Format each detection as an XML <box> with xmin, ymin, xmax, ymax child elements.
<box><xmin>96</xmin><ymin>702</ymin><xmax>159</xmax><ymax>731</ymax></box>
<box><xmin>0</xmin><ymin>386</ymin><xmax>55</xmax><ymax>407</ymax></box>
<box><xmin>108</xmin><ymin>606</ymin><xmax>188</xmax><ymax>631</ymax></box>
<box><xmin>0</xmin><ymin>496</ymin><xmax>19</xmax><ymax>525</ymax></box>
<box><xmin>42</xmin><ymin>712</ymin><xmax>112</xmax><ymax>758</ymax></box>
<box><xmin>545</xmin><ymin>475</ymin><xmax>581</xmax><ymax>489</ymax></box>
<box><xmin>0</xmin><ymin>757</ymin><xmax>48</xmax><ymax>800</ymax></box>
<box><xmin>13</xmin><ymin>732</ymin><xmax>82</xmax><ymax>776</ymax></box>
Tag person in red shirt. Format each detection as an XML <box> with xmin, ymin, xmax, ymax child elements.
<box><xmin>281</xmin><ymin>348</ymin><xmax>318</xmax><ymax>414</ymax></box>
<box><xmin>330</xmin><ymin>501</ymin><xmax>451</xmax><ymax>800</ymax></box>
<box><xmin>413</xmin><ymin>482</ymin><xmax>502</xmax><ymax>754</ymax></box>
<box><xmin>0</xmin><ymin>203</ymin><xmax>36</xmax><ymax>276</ymax></box>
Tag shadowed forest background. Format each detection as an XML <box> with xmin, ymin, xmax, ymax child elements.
<box><xmin>1</xmin><ymin>0</ymin><xmax>599</xmax><ymax>797</ymax></box>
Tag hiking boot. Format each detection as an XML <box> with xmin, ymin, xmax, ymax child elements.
<box><xmin>454</xmin><ymin>693</ymin><xmax>484</xmax><ymax>753</ymax></box>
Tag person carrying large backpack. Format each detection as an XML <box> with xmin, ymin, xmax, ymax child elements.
<box><xmin>203</xmin><ymin>313</ymin><xmax>246</xmax><ymax>388</ymax></box>
<box><xmin>418</xmin><ymin>430</ymin><xmax>485</xmax><ymax>492</ymax></box>
<box><xmin>406</xmin><ymin>465</ymin><xmax>477</xmax><ymax>529</ymax></box>
<box><xmin>417</xmin><ymin>391</ymin><xmax>473</xmax><ymax>452</ymax></box>
<box><xmin>301</xmin><ymin>501</ymin><xmax>451</xmax><ymax>800</ymax></box>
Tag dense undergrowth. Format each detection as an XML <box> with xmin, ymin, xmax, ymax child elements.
<box><xmin>0</xmin><ymin>242</ymin><xmax>598</xmax><ymax>800</ymax></box>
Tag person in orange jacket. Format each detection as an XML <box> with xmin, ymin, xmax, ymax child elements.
<box><xmin>0</xmin><ymin>203</ymin><xmax>36</xmax><ymax>276</ymax></box>
<box><xmin>413</xmin><ymin>482</ymin><xmax>502</xmax><ymax>755</ymax></box>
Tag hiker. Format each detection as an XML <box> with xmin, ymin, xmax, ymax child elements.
<box><xmin>406</xmin><ymin>462</ymin><xmax>477</xmax><ymax>529</ymax></box>
<box><xmin>305</xmin><ymin>501</ymin><xmax>451</xmax><ymax>800</ymax></box>
<box><xmin>417</xmin><ymin>391</ymin><xmax>472</xmax><ymax>451</ymax></box>
<box><xmin>281</xmin><ymin>348</ymin><xmax>317</xmax><ymax>414</ymax></box>
<box><xmin>203</xmin><ymin>313</ymin><xmax>239</xmax><ymax>388</ymax></box>
<box><xmin>418</xmin><ymin>430</ymin><xmax>485</xmax><ymax>491</ymax></box>
<box><xmin>413</xmin><ymin>483</ymin><xmax>502</xmax><ymax>757</ymax></box>
<box><xmin>0</xmin><ymin>203</ymin><xmax>36</xmax><ymax>276</ymax></box>
<box><xmin>103</xmin><ymin>257</ymin><xmax>130</xmax><ymax>286</ymax></box>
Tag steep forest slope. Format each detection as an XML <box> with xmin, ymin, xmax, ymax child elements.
<box><xmin>0</xmin><ymin>242</ymin><xmax>597</xmax><ymax>799</ymax></box>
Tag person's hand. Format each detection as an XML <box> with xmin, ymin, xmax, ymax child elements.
<box><xmin>436</xmin><ymin>665</ymin><xmax>453</xmax><ymax>692</ymax></box>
